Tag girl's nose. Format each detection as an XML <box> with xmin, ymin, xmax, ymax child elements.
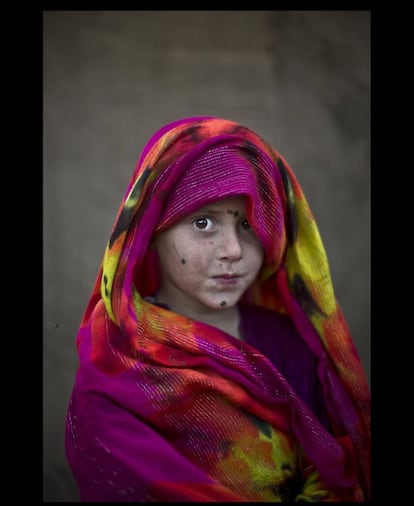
<box><xmin>217</xmin><ymin>227</ymin><xmax>242</xmax><ymax>262</ymax></box>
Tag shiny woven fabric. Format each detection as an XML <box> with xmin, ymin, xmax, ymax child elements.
<box><xmin>65</xmin><ymin>116</ymin><xmax>370</xmax><ymax>502</ymax></box>
<box><xmin>155</xmin><ymin>144</ymin><xmax>286</xmax><ymax>267</ymax></box>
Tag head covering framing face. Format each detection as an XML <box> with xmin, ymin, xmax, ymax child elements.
<box><xmin>154</xmin><ymin>142</ymin><xmax>287</xmax><ymax>262</ymax></box>
<box><xmin>73</xmin><ymin>116</ymin><xmax>370</xmax><ymax>501</ymax></box>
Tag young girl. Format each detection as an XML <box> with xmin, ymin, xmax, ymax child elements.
<box><xmin>65</xmin><ymin>116</ymin><xmax>371</xmax><ymax>502</ymax></box>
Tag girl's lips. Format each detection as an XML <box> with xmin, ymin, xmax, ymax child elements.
<box><xmin>212</xmin><ymin>275</ymin><xmax>240</xmax><ymax>286</ymax></box>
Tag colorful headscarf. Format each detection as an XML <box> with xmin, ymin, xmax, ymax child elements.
<box><xmin>66</xmin><ymin>116</ymin><xmax>370</xmax><ymax>502</ymax></box>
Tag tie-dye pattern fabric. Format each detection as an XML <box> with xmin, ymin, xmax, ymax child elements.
<box><xmin>65</xmin><ymin>116</ymin><xmax>370</xmax><ymax>502</ymax></box>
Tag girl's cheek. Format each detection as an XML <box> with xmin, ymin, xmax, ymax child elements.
<box><xmin>180</xmin><ymin>240</ymin><xmax>214</xmax><ymax>268</ymax></box>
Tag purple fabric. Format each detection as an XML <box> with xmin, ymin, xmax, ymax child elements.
<box><xmin>239</xmin><ymin>303</ymin><xmax>330</xmax><ymax>429</ymax></box>
<box><xmin>142</xmin><ymin>299</ymin><xmax>330</xmax><ymax>429</ymax></box>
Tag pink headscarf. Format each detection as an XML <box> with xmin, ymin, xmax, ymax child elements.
<box><xmin>155</xmin><ymin>143</ymin><xmax>287</xmax><ymax>265</ymax></box>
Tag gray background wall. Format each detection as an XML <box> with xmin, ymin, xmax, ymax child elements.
<box><xmin>43</xmin><ymin>10</ymin><xmax>370</xmax><ymax>502</ymax></box>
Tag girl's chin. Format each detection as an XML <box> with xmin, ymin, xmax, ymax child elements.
<box><xmin>201</xmin><ymin>296</ymin><xmax>241</xmax><ymax>310</ymax></box>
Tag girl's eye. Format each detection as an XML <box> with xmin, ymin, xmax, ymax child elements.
<box><xmin>193</xmin><ymin>217</ymin><xmax>214</xmax><ymax>231</ymax></box>
<box><xmin>241</xmin><ymin>219</ymin><xmax>251</xmax><ymax>231</ymax></box>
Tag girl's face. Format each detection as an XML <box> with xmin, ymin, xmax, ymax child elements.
<box><xmin>154</xmin><ymin>195</ymin><xmax>264</xmax><ymax>315</ymax></box>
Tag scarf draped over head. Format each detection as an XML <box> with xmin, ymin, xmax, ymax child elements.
<box><xmin>66</xmin><ymin>116</ymin><xmax>370</xmax><ymax>502</ymax></box>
